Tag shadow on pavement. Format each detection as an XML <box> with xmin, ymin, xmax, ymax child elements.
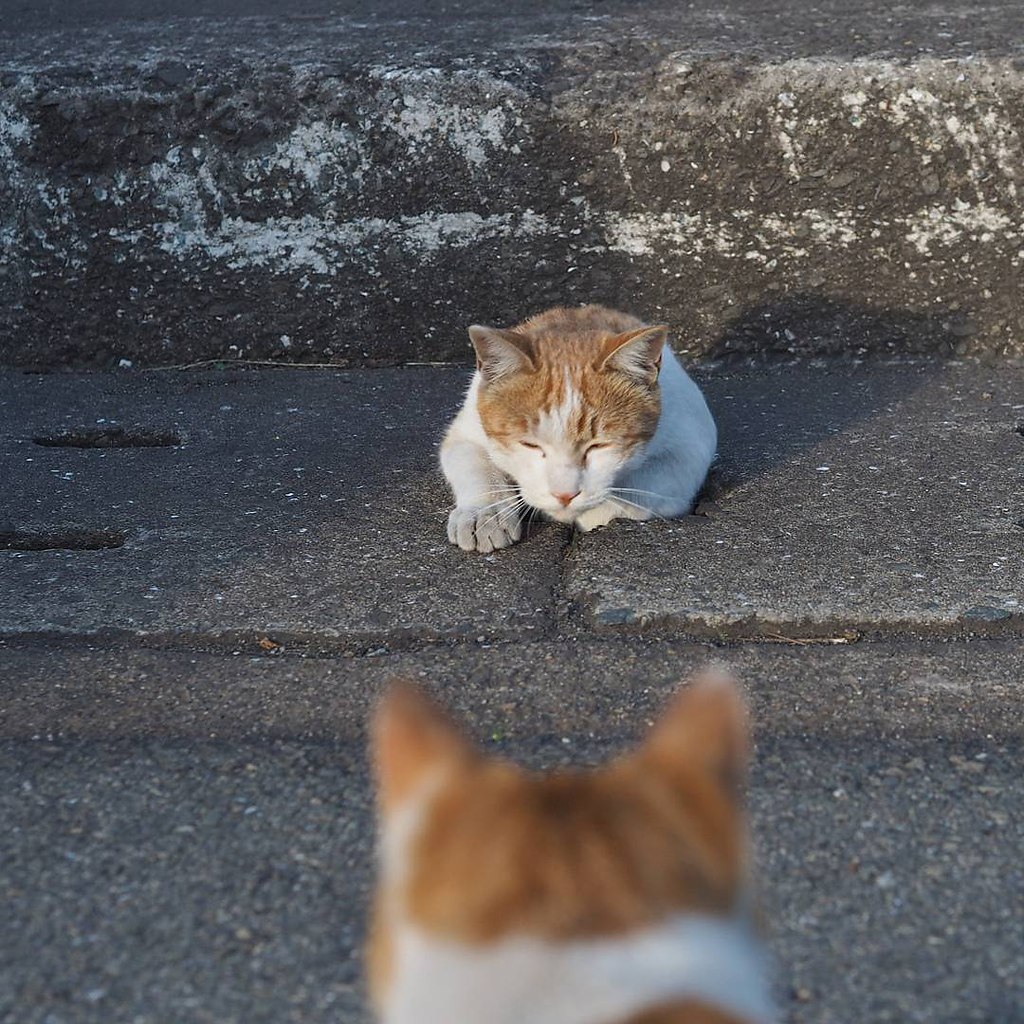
<box><xmin>693</xmin><ymin>294</ymin><xmax>959</xmax><ymax>501</ymax></box>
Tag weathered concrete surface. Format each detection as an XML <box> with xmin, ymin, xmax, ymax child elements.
<box><xmin>0</xmin><ymin>368</ymin><xmax>566</xmax><ymax>643</ymax></box>
<box><xmin>2</xmin><ymin>2</ymin><xmax>1024</xmax><ymax>366</ymax></box>
<box><xmin>3</xmin><ymin>363</ymin><xmax>1021</xmax><ymax>641</ymax></box>
<box><xmin>570</xmin><ymin>361</ymin><xmax>1024</xmax><ymax>635</ymax></box>
<box><xmin>1</xmin><ymin>640</ymin><xmax>1021</xmax><ymax>1024</ymax></box>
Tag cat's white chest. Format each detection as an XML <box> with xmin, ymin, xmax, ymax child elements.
<box><xmin>382</xmin><ymin>914</ymin><xmax>774</xmax><ymax>1024</ymax></box>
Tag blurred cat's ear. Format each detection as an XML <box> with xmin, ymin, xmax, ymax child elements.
<box><xmin>639</xmin><ymin>668</ymin><xmax>750</xmax><ymax>798</ymax></box>
<box><xmin>468</xmin><ymin>325</ymin><xmax>537</xmax><ymax>382</ymax></box>
<box><xmin>372</xmin><ymin>681</ymin><xmax>477</xmax><ymax>813</ymax></box>
<box><xmin>598</xmin><ymin>325</ymin><xmax>668</xmax><ymax>384</ymax></box>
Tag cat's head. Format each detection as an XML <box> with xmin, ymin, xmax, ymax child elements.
<box><xmin>368</xmin><ymin>672</ymin><xmax>769</xmax><ymax>1024</ymax></box>
<box><xmin>468</xmin><ymin>321</ymin><xmax>667</xmax><ymax>522</ymax></box>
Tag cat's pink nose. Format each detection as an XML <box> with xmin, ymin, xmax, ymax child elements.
<box><xmin>553</xmin><ymin>490</ymin><xmax>580</xmax><ymax>507</ymax></box>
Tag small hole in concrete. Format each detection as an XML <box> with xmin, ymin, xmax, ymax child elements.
<box><xmin>0</xmin><ymin>528</ymin><xmax>128</xmax><ymax>551</ymax></box>
<box><xmin>33</xmin><ymin>427</ymin><xmax>181</xmax><ymax>449</ymax></box>
<box><xmin>1015</xmin><ymin>423</ymin><xmax>1024</xmax><ymax>437</ymax></box>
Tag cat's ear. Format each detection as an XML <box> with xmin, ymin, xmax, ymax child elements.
<box><xmin>598</xmin><ymin>325</ymin><xmax>668</xmax><ymax>384</ymax></box>
<box><xmin>639</xmin><ymin>668</ymin><xmax>749</xmax><ymax>798</ymax></box>
<box><xmin>372</xmin><ymin>681</ymin><xmax>477</xmax><ymax>813</ymax></box>
<box><xmin>468</xmin><ymin>325</ymin><xmax>537</xmax><ymax>383</ymax></box>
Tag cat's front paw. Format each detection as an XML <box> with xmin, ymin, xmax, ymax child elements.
<box><xmin>574</xmin><ymin>499</ymin><xmax>652</xmax><ymax>533</ymax></box>
<box><xmin>574</xmin><ymin>503</ymin><xmax>621</xmax><ymax>533</ymax></box>
<box><xmin>447</xmin><ymin>506</ymin><xmax>522</xmax><ymax>553</ymax></box>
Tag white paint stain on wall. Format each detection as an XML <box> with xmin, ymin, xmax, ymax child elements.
<box><xmin>392</xmin><ymin>94</ymin><xmax>511</xmax><ymax>166</ymax></box>
<box><xmin>0</xmin><ymin>100</ymin><xmax>32</xmax><ymax>158</ymax></box>
<box><xmin>400</xmin><ymin>210</ymin><xmax>548</xmax><ymax>250</ymax></box>
<box><xmin>905</xmin><ymin>201</ymin><xmax>1017</xmax><ymax>255</ymax></box>
<box><xmin>373</xmin><ymin>67</ymin><xmax>519</xmax><ymax>167</ymax></box>
<box><xmin>772</xmin><ymin>90</ymin><xmax>805</xmax><ymax>180</ymax></box>
<box><xmin>101</xmin><ymin>98</ymin><xmax>542</xmax><ymax>273</ymax></box>
<box><xmin>0</xmin><ymin>100</ymin><xmax>33</xmax><ymax>259</ymax></box>
<box><xmin>603</xmin><ymin>204</ymin><xmax>1021</xmax><ymax>261</ymax></box>
<box><xmin>145</xmin><ymin>205</ymin><xmax>551</xmax><ymax>274</ymax></box>
<box><xmin>244</xmin><ymin>120</ymin><xmax>370</xmax><ymax>189</ymax></box>
<box><xmin>1</xmin><ymin>102</ymin><xmax>94</xmax><ymax>270</ymax></box>
<box><xmin>602</xmin><ymin>209</ymin><xmax>772</xmax><ymax>258</ymax></box>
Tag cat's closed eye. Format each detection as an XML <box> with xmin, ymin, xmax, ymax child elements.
<box><xmin>520</xmin><ymin>441</ymin><xmax>544</xmax><ymax>454</ymax></box>
<box><xmin>585</xmin><ymin>442</ymin><xmax>611</xmax><ymax>457</ymax></box>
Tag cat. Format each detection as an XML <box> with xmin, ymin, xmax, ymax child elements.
<box><xmin>368</xmin><ymin>670</ymin><xmax>773</xmax><ymax>1024</ymax></box>
<box><xmin>440</xmin><ymin>304</ymin><xmax>717</xmax><ymax>552</ymax></box>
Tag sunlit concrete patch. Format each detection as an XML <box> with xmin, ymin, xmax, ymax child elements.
<box><xmin>0</xmin><ymin>98</ymin><xmax>32</xmax><ymax>162</ymax></box>
<box><xmin>568</xmin><ymin>362</ymin><xmax>1024</xmax><ymax>635</ymax></box>
<box><xmin>602</xmin><ymin>203</ymin><xmax>1023</xmax><ymax>264</ymax></box>
<box><xmin>143</xmin><ymin>205</ymin><xmax>552</xmax><ymax>276</ymax></box>
<box><xmin>904</xmin><ymin>201</ymin><xmax>1018</xmax><ymax>256</ymax></box>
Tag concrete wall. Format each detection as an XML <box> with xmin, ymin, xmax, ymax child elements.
<box><xmin>2</xmin><ymin>18</ymin><xmax>1023</xmax><ymax>365</ymax></box>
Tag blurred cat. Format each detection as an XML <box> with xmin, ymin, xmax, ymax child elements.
<box><xmin>441</xmin><ymin>305</ymin><xmax>717</xmax><ymax>552</ymax></box>
<box><xmin>368</xmin><ymin>671</ymin><xmax>772</xmax><ymax>1024</ymax></box>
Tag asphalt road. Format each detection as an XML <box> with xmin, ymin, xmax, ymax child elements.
<box><xmin>2</xmin><ymin>641</ymin><xmax>1022</xmax><ymax>1024</ymax></box>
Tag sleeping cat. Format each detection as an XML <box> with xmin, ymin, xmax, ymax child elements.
<box><xmin>368</xmin><ymin>671</ymin><xmax>773</xmax><ymax>1024</ymax></box>
<box><xmin>441</xmin><ymin>304</ymin><xmax>717</xmax><ymax>552</ymax></box>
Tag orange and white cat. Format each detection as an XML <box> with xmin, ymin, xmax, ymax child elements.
<box><xmin>368</xmin><ymin>672</ymin><xmax>773</xmax><ymax>1024</ymax></box>
<box><xmin>441</xmin><ymin>305</ymin><xmax>716</xmax><ymax>551</ymax></box>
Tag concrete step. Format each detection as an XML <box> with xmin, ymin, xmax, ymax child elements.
<box><xmin>2</xmin><ymin>2</ymin><xmax>1024</xmax><ymax>366</ymax></box>
<box><xmin>2</xmin><ymin>363</ymin><xmax>1021</xmax><ymax>642</ymax></box>
<box><xmin>3</xmin><ymin>638</ymin><xmax>1024</xmax><ymax>743</ymax></box>
<box><xmin>2</xmin><ymin>642</ymin><xmax>1022</xmax><ymax>1024</ymax></box>
<box><xmin>0</xmin><ymin>367</ymin><xmax>565</xmax><ymax>644</ymax></box>
<box><xmin>571</xmin><ymin>361</ymin><xmax>1024</xmax><ymax>635</ymax></box>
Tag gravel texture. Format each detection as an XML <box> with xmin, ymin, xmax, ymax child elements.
<box><xmin>2</xmin><ymin>639</ymin><xmax>1022</xmax><ymax>1023</ymax></box>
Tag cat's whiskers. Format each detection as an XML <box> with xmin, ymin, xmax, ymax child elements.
<box><xmin>478</xmin><ymin>497</ymin><xmax>519</xmax><ymax>513</ymax></box>
<box><xmin>608</xmin><ymin>486</ymin><xmax>674</xmax><ymax>506</ymax></box>
<box><xmin>607</xmin><ymin>491</ymin><xmax>671</xmax><ymax>523</ymax></box>
<box><xmin>495</xmin><ymin>497</ymin><xmax>528</xmax><ymax>528</ymax></box>
<box><xmin>481</xmin><ymin>485</ymin><xmax>522</xmax><ymax>497</ymax></box>
<box><xmin>437</xmin><ymin>490</ymin><xmax>522</xmax><ymax>525</ymax></box>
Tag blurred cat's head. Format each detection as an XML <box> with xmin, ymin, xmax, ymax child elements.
<box><xmin>368</xmin><ymin>671</ymin><xmax>772</xmax><ymax>1024</ymax></box>
<box><xmin>469</xmin><ymin>311</ymin><xmax>665</xmax><ymax>522</ymax></box>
